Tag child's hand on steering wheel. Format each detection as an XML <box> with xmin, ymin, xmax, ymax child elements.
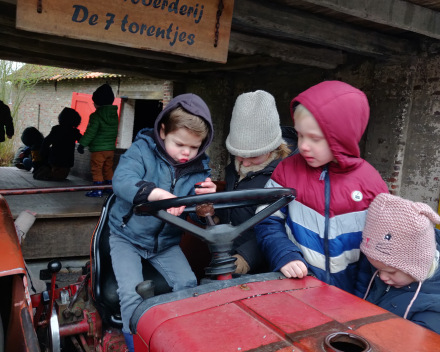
<box><xmin>195</xmin><ymin>178</ymin><xmax>217</xmax><ymax>195</ymax></box>
<box><xmin>148</xmin><ymin>188</ymin><xmax>186</xmax><ymax>216</ymax></box>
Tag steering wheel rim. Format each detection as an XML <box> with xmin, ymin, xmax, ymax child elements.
<box><xmin>134</xmin><ymin>187</ymin><xmax>296</xmax><ymax>215</ymax></box>
<box><xmin>133</xmin><ymin>187</ymin><xmax>296</xmax><ymax>278</ymax></box>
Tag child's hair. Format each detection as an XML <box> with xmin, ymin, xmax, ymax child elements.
<box><xmin>293</xmin><ymin>104</ymin><xmax>312</xmax><ymax>121</ymax></box>
<box><xmin>426</xmin><ymin>256</ymin><xmax>439</xmax><ymax>280</ymax></box>
<box><xmin>161</xmin><ymin>107</ymin><xmax>209</xmax><ymax>139</ymax></box>
<box><xmin>274</xmin><ymin>142</ymin><xmax>292</xmax><ymax>160</ymax></box>
<box><xmin>21</xmin><ymin>127</ymin><xmax>44</xmax><ymax>147</ymax></box>
<box><xmin>58</xmin><ymin>108</ymin><xmax>81</xmax><ymax>128</ymax></box>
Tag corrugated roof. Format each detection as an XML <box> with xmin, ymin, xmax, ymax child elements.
<box><xmin>14</xmin><ymin>65</ymin><xmax>123</xmax><ymax>81</ymax></box>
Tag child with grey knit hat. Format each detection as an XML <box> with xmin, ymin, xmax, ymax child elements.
<box><xmin>218</xmin><ymin>90</ymin><xmax>298</xmax><ymax>274</ymax></box>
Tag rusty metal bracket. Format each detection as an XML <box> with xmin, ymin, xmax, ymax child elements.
<box><xmin>37</xmin><ymin>0</ymin><xmax>42</xmax><ymax>13</ymax></box>
<box><xmin>214</xmin><ymin>0</ymin><xmax>224</xmax><ymax>47</ymax></box>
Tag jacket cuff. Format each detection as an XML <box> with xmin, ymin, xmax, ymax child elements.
<box><xmin>235</xmin><ymin>238</ymin><xmax>266</xmax><ymax>272</ymax></box>
<box><xmin>133</xmin><ymin>181</ymin><xmax>157</xmax><ymax>204</ymax></box>
<box><xmin>274</xmin><ymin>252</ymin><xmax>307</xmax><ymax>272</ymax></box>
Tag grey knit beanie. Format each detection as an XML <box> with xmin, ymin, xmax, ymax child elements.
<box><xmin>226</xmin><ymin>90</ymin><xmax>282</xmax><ymax>158</ymax></box>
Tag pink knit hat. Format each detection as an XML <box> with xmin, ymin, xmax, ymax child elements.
<box><xmin>361</xmin><ymin>193</ymin><xmax>440</xmax><ymax>282</ymax></box>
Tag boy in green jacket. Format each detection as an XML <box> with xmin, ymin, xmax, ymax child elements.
<box><xmin>77</xmin><ymin>84</ymin><xmax>119</xmax><ymax>197</ymax></box>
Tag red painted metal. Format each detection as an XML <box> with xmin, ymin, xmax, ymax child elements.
<box><xmin>5</xmin><ymin>275</ymin><xmax>39</xmax><ymax>352</ymax></box>
<box><xmin>136</xmin><ymin>277</ymin><xmax>440</xmax><ymax>352</ymax></box>
<box><xmin>216</xmin><ymin>273</ymin><xmax>233</xmax><ymax>280</ymax></box>
<box><xmin>0</xmin><ymin>195</ymin><xmax>26</xmax><ymax>277</ymax></box>
<box><xmin>0</xmin><ymin>185</ymin><xmax>112</xmax><ymax>196</ymax></box>
<box><xmin>59</xmin><ymin>319</ymin><xmax>89</xmax><ymax>337</ymax></box>
<box><xmin>58</xmin><ymin>308</ymin><xmax>102</xmax><ymax>338</ymax></box>
<box><xmin>133</xmin><ymin>334</ymin><xmax>149</xmax><ymax>352</ymax></box>
<box><xmin>102</xmin><ymin>328</ymin><xmax>128</xmax><ymax>352</ymax></box>
<box><xmin>137</xmin><ymin>277</ymin><xmax>325</xmax><ymax>343</ymax></box>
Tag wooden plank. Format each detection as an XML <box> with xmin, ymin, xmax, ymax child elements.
<box><xmin>21</xmin><ymin>217</ymin><xmax>99</xmax><ymax>259</ymax></box>
<box><xmin>275</xmin><ymin>0</ymin><xmax>440</xmax><ymax>40</ymax></box>
<box><xmin>229</xmin><ymin>31</ymin><xmax>346</xmax><ymax>69</ymax></box>
<box><xmin>0</xmin><ymin>1</ymin><xmax>191</xmax><ymax>64</ymax></box>
<box><xmin>0</xmin><ymin>168</ymin><xmax>104</xmax><ymax>218</ymax></box>
<box><xmin>232</xmin><ymin>0</ymin><xmax>417</xmax><ymax>60</ymax></box>
<box><xmin>16</xmin><ymin>0</ymin><xmax>234</xmax><ymax>63</ymax></box>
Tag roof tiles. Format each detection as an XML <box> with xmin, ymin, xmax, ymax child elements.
<box><xmin>15</xmin><ymin>65</ymin><xmax>123</xmax><ymax>81</ymax></box>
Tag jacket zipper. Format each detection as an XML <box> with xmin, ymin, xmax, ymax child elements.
<box><xmin>153</xmin><ymin>165</ymin><xmax>175</xmax><ymax>253</ymax></box>
<box><xmin>382</xmin><ymin>285</ymin><xmax>391</xmax><ymax>297</ymax></box>
<box><xmin>153</xmin><ymin>163</ymin><xmax>207</xmax><ymax>253</ymax></box>
<box><xmin>322</xmin><ymin>164</ymin><xmax>331</xmax><ymax>284</ymax></box>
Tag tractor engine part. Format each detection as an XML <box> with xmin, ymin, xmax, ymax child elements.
<box><xmin>324</xmin><ymin>332</ymin><xmax>371</xmax><ymax>352</ymax></box>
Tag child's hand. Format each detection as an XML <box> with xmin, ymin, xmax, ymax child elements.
<box><xmin>195</xmin><ymin>178</ymin><xmax>217</xmax><ymax>195</ymax></box>
<box><xmin>77</xmin><ymin>145</ymin><xmax>85</xmax><ymax>154</ymax></box>
<box><xmin>281</xmin><ymin>260</ymin><xmax>308</xmax><ymax>278</ymax></box>
<box><xmin>148</xmin><ymin>188</ymin><xmax>186</xmax><ymax>216</ymax></box>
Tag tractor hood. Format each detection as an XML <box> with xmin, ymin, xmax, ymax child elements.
<box><xmin>0</xmin><ymin>195</ymin><xmax>26</xmax><ymax>277</ymax></box>
<box><xmin>131</xmin><ymin>273</ymin><xmax>440</xmax><ymax>352</ymax></box>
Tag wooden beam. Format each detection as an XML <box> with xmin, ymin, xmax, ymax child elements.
<box><xmin>229</xmin><ymin>31</ymin><xmax>346</xmax><ymax>69</ymax></box>
<box><xmin>233</xmin><ymin>0</ymin><xmax>417</xmax><ymax>60</ymax></box>
<box><xmin>0</xmin><ymin>46</ymin><xmax>186</xmax><ymax>80</ymax></box>
<box><xmin>175</xmin><ymin>55</ymin><xmax>282</xmax><ymax>72</ymax></box>
<box><xmin>275</xmin><ymin>0</ymin><xmax>440</xmax><ymax>40</ymax></box>
<box><xmin>0</xmin><ymin>30</ymin><xmax>177</xmax><ymax>71</ymax></box>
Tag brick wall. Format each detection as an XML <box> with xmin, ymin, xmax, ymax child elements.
<box><xmin>15</xmin><ymin>77</ymin><xmax>170</xmax><ymax>181</ymax></box>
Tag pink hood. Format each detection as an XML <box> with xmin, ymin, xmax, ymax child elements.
<box><xmin>291</xmin><ymin>81</ymin><xmax>369</xmax><ymax>171</ymax></box>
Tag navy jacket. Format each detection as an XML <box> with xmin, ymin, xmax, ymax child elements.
<box><xmin>365</xmin><ymin>232</ymin><xmax>440</xmax><ymax>334</ymax></box>
<box><xmin>108</xmin><ymin>94</ymin><xmax>213</xmax><ymax>253</ymax></box>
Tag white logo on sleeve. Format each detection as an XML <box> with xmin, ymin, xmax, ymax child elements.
<box><xmin>351</xmin><ymin>191</ymin><xmax>363</xmax><ymax>202</ymax></box>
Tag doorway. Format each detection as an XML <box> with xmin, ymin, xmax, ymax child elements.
<box><xmin>132</xmin><ymin>100</ymin><xmax>163</xmax><ymax>141</ymax></box>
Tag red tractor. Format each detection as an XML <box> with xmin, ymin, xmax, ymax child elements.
<box><xmin>1</xmin><ymin>186</ymin><xmax>440</xmax><ymax>352</ymax></box>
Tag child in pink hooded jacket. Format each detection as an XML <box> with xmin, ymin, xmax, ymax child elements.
<box><xmin>255</xmin><ymin>81</ymin><xmax>389</xmax><ymax>297</ymax></box>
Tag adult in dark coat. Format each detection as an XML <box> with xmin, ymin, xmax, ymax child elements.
<box><xmin>0</xmin><ymin>100</ymin><xmax>14</xmax><ymax>142</ymax></box>
<box><xmin>218</xmin><ymin>91</ymin><xmax>298</xmax><ymax>274</ymax></box>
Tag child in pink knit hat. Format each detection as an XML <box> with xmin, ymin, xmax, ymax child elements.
<box><xmin>361</xmin><ymin>193</ymin><xmax>440</xmax><ymax>334</ymax></box>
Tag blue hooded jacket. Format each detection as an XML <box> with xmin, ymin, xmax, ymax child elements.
<box><xmin>365</xmin><ymin>230</ymin><xmax>440</xmax><ymax>334</ymax></box>
<box><xmin>108</xmin><ymin>94</ymin><xmax>213</xmax><ymax>253</ymax></box>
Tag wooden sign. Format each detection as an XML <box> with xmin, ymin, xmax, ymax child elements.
<box><xmin>16</xmin><ymin>0</ymin><xmax>234</xmax><ymax>63</ymax></box>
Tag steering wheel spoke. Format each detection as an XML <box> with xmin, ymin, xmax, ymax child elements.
<box><xmin>133</xmin><ymin>188</ymin><xmax>296</xmax><ymax>278</ymax></box>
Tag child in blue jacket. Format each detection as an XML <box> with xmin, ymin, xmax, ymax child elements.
<box><xmin>361</xmin><ymin>193</ymin><xmax>440</xmax><ymax>334</ymax></box>
<box><xmin>108</xmin><ymin>94</ymin><xmax>216</xmax><ymax>351</ymax></box>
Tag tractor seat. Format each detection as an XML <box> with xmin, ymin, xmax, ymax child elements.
<box><xmin>90</xmin><ymin>194</ymin><xmax>172</xmax><ymax>329</ymax></box>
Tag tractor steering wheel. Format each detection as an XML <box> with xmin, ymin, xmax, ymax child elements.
<box><xmin>134</xmin><ymin>188</ymin><xmax>296</xmax><ymax>277</ymax></box>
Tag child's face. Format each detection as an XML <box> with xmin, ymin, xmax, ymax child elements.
<box><xmin>294</xmin><ymin>108</ymin><xmax>335</xmax><ymax>168</ymax></box>
<box><xmin>367</xmin><ymin>257</ymin><xmax>415</xmax><ymax>288</ymax></box>
<box><xmin>160</xmin><ymin>125</ymin><xmax>204</xmax><ymax>163</ymax></box>
<box><xmin>236</xmin><ymin>153</ymin><xmax>270</xmax><ymax>167</ymax></box>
